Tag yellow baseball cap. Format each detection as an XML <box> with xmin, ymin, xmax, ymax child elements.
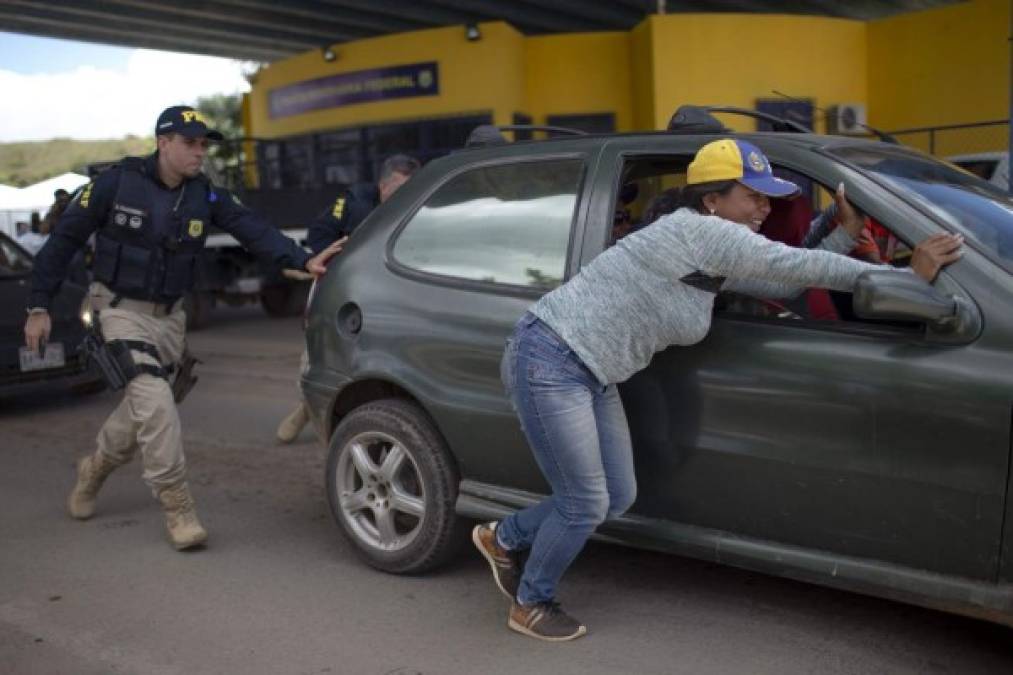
<box><xmin>688</xmin><ymin>139</ymin><xmax>799</xmax><ymax>197</ymax></box>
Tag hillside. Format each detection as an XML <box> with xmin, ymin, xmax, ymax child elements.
<box><xmin>0</xmin><ymin>136</ymin><xmax>154</xmax><ymax>187</ymax></box>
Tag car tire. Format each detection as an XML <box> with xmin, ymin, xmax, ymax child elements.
<box><xmin>325</xmin><ymin>398</ymin><xmax>461</xmax><ymax>574</ymax></box>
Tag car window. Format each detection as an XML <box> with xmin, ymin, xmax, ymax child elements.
<box><xmin>830</xmin><ymin>145</ymin><xmax>1013</xmax><ymax>274</ymax></box>
<box><xmin>713</xmin><ymin>169</ymin><xmax>919</xmax><ymax>331</ymax></box>
<box><xmin>0</xmin><ymin>234</ymin><xmax>33</xmax><ymax>276</ymax></box>
<box><xmin>608</xmin><ymin>156</ymin><xmax>691</xmax><ymax>245</ymax></box>
<box><xmin>952</xmin><ymin>159</ymin><xmax>998</xmax><ymax>182</ymax></box>
<box><xmin>392</xmin><ymin>158</ymin><xmax>583</xmax><ymax>290</ymax></box>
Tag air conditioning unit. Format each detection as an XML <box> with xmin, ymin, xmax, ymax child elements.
<box><xmin>826</xmin><ymin>103</ymin><xmax>867</xmax><ymax>135</ymax></box>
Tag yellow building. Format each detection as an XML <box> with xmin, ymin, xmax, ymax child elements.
<box><xmin>243</xmin><ymin>0</ymin><xmax>1008</xmax><ymax>184</ymax></box>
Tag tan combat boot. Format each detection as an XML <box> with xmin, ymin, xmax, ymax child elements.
<box><xmin>276</xmin><ymin>401</ymin><xmax>309</xmax><ymax>443</ymax></box>
<box><xmin>67</xmin><ymin>452</ymin><xmax>119</xmax><ymax>519</ymax></box>
<box><xmin>156</xmin><ymin>482</ymin><xmax>208</xmax><ymax>551</ymax></box>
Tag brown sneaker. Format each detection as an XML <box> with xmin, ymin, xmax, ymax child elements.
<box><xmin>508</xmin><ymin>600</ymin><xmax>587</xmax><ymax>642</ymax></box>
<box><xmin>472</xmin><ymin>522</ymin><xmax>521</xmax><ymax>599</ymax></box>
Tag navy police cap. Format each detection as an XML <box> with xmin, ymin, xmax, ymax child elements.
<box><xmin>155</xmin><ymin>105</ymin><xmax>224</xmax><ymax>141</ymax></box>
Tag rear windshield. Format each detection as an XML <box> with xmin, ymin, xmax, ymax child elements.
<box><xmin>830</xmin><ymin>145</ymin><xmax>1013</xmax><ymax>274</ymax></box>
<box><xmin>951</xmin><ymin>159</ymin><xmax>999</xmax><ymax>182</ymax></box>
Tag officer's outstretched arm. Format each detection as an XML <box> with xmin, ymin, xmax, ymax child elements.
<box><xmin>307</xmin><ymin>196</ymin><xmax>347</xmax><ymax>255</ymax></box>
<box><xmin>211</xmin><ymin>188</ymin><xmax>311</xmax><ymax>271</ymax></box>
<box><xmin>305</xmin><ymin>237</ymin><xmax>347</xmax><ymax>276</ymax></box>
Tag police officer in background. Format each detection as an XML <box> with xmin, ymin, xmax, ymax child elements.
<box><xmin>24</xmin><ymin>105</ymin><xmax>344</xmax><ymax>551</ymax></box>
<box><xmin>276</xmin><ymin>153</ymin><xmax>420</xmax><ymax>443</ymax></box>
<box><xmin>305</xmin><ymin>153</ymin><xmax>420</xmax><ymax>254</ymax></box>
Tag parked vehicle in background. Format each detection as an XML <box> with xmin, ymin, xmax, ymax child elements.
<box><xmin>0</xmin><ymin>231</ymin><xmax>104</xmax><ymax>395</ymax></box>
<box><xmin>948</xmin><ymin>151</ymin><xmax>1009</xmax><ymax>192</ymax></box>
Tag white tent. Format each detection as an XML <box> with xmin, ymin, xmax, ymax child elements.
<box><xmin>0</xmin><ymin>172</ymin><xmax>89</xmax><ymax>237</ymax></box>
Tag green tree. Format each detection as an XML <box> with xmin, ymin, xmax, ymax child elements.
<box><xmin>193</xmin><ymin>94</ymin><xmax>243</xmax><ymax>188</ymax></box>
<box><xmin>194</xmin><ymin>93</ymin><xmax>242</xmax><ymax>139</ymax></box>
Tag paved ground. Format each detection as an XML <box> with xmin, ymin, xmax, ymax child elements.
<box><xmin>2</xmin><ymin>305</ymin><xmax>1012</xmax><ymax>675</ymax></box>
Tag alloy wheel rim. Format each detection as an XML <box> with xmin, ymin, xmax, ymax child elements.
<box><xmin>335</xmin><ymin>430</ymin><xmax>426</xmax><ymax>552</ymax></box>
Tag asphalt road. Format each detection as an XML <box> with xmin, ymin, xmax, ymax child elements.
<box><xmin>2</xmin><ymin>305</ymin><xmax>1012</xmax><ymax>675</ymax></box>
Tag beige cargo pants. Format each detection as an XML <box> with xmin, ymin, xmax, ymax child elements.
<box><xmin>89</xmin><ymin>283</ymin><xmax>187</xmax><ymax>492</ymax></box>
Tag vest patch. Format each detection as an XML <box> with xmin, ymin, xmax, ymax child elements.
<box><xmin>332</xmin><ymin>197</ymin><xmax>346</xmax><ymax>219</ymax></box>
<box><xmin>113</xmin><ymin>203</ymin><xmax>146</xmax><ymax>216</ymax></box>
<box><xmin>78</xmin><ymin>182</ymin><xmax>94</xmax><ymax>208</ymax></box>
<box><xmin>188</xmin><ymin>219</ymin><xmax>204</xmax><ymax>237</ymax></box>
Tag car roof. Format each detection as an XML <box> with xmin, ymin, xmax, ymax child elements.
<box><xmin>437</xmin><ymin>130</ymin><xmax>902</xmax><ymax>168</ymax></box>
<box><xmin>946</xmin><ymin>151</ymin><xmax>1007</xmax><ymax>161</ymax></box>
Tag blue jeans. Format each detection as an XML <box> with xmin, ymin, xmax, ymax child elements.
<box><xmin>497</xmin><ymin>312</ymin><xmax>636</xmax><ymax>605</ymax></box>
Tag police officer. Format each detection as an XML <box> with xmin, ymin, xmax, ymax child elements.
<box><xmin>305</xmin><ymin>153</ymin><xmax>420</xmax><ymax>255</ymax></box>
<box><xmin>24</xmin><ymin>105</ymin><xmax>344</xmax><ymax>551</ymax></box>
<box><xmin>276</xmin><ymin>154</ymin><xmax>420</xmax><ymax>443</ymax></box>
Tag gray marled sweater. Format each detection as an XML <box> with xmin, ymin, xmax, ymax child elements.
<box><xmin>531</xmin><ymin>207</ymin><xmax>887</xmax><ymax>385</ymax></box>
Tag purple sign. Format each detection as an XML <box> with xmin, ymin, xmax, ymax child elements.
<box><xmin>269</xmin><ymin>62</ymin><xmax>440</xmax><ymax>119</ymax></box>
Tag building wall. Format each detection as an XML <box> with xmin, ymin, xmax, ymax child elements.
<box><xmin>640</xmin><ymin>13</ymin><xmax>867</xmax><ymax>132</ymax></box>
<box><xmin>868</xmin><ymin>0</ymin><xmax>1009</xmax><ymax>154</ymax></box>
<box><xmin>629</xmin><ymin>20</ymin><xmax>657</xmax><ymax>132</ymax></box>
<box><xmin>245</xmin><ymin>0</ymin><xmax>1007</xmax><ymax>151</ymax></box>
<box><xmin>524</xmin><ymin>31</ymin><xmax>634</xmax><ymax>131</ymax></box>
<box><xmin>248</xmin><ymin>22</ymin><xmax>526</xmax><ymax>139</ymax></box>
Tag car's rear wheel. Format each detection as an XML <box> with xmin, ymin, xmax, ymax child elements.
<box><xmin>325</xmin><ymin>398</ymin><xmax>461</xmax><ymax>573</ymax></box>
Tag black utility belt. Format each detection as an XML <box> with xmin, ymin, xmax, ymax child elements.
<box><xmin>81</xmin><ymin>337</ymin><xmax>175</xmax><ymax>390</ymax></box>
<box><xmin>79</xmin><ymin>335</ymin><xmax>199</xmax><ymax>404</ymax></box>
<box><xmin>106</xmin><ymin>292</ymin><xmax>182</xmax><ymax>317</ymax></box>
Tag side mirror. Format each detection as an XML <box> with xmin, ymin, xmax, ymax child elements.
<box><xmin>853</xmin><ymin>270</ymin><xmax>981</xmax><ymax>343</ymax></box>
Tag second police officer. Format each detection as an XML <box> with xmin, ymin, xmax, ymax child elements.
<box><xmin>23</xmin><ymin>105</ymin><xmax>345</xmax><ymax>551</ymax></box>
<box><xmin>305</xmin><ymin>153</ymin><xmax>421</xmax><ymax>255</ymax></box>
<box><xmin>275</xmin><ymin>153</ymin><xmax>420</xmax><ymax>442</ymax></box>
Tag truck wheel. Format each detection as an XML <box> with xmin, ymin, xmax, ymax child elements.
<box><xmin>325</xmin><ymin>398</ymin><xmax>462</xmax><ymax>574</ymax></box>
<box><xmin>261</xmin><ymin>283</ymin><xmax>308</xmax><ymax>318</ymax></box>
<box><xmin>184</xmin><ymin>291</ymin><xmax>213</xmax><ymax>331</ymax></box>
<box><xmin>70</xmin><ymin>378</ymin><xmax>107</xmax><ymax>396</ymax></box>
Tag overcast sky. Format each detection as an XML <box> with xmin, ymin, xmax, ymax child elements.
<box><xmin>0</xmin><ymin>31</ymin><xmax>251</xmax><ymax>142</ymax></box>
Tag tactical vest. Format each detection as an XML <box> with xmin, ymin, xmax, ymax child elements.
<box><xmin>91</xmin><ymin>157</ymin><xmax>211</xmax><ymax>301</ymax></box>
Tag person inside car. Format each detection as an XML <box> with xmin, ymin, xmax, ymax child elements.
<box><xmin>471</xmin><ymin>138</ymin><xmax>964</xmax><ymax>642</ymax></box>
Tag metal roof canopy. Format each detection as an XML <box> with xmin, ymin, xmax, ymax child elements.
<box><xmin>0</xmin><ymin>0</ymin><xmax>960</xmax><ymax>63</ymax></box>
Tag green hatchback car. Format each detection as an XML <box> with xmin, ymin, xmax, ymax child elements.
<box><xmin>302</xmin><ymin>109</ymin><xmax>1013</xmax><ymax>626</ymax></box>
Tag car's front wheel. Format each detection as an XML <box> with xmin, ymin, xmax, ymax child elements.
<box><xmin>325</xmin><ymin>398</ymin><xmax>461</xmax><ymax>573</ymax></box>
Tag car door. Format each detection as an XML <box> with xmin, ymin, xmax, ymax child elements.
<box><xmin>587</xmin><ymin>139</ymin><xmax>1010</xmax><ymax>581</ymax></box>
<box><xmin>377</xmin><ymin>149</ymin><xmax>597</xmax><ymax>489</ymax></box>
